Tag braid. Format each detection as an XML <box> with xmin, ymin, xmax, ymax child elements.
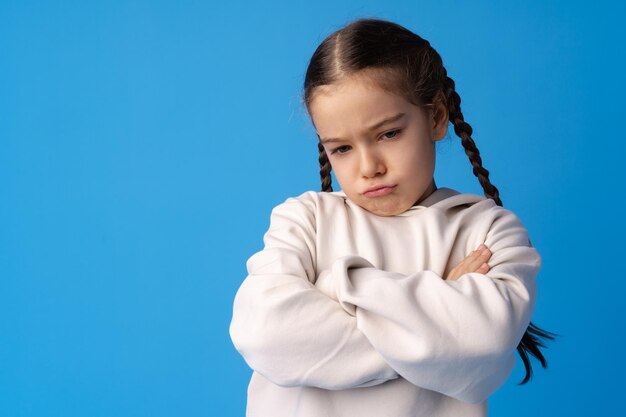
<box><xmin>516</xmin><ymin>322</ymin><xmax>558</xmax><ymax>384</ymax></box>
<box><xmin>443</xmin><ymin>75</ymin><xmax>502</xmax><ymax>206</ymax></box>
<box><xmin>442</xmin><ymin>73</ymin><xmax>557</xmax><ymax>384</ymax></box>
<box><xmin>318</xmin><ymin>141</ymin><xmax>333</xmax><ymax>192</ymax></box>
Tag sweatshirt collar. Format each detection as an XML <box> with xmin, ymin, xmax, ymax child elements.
<box><xmin>396</xmin><ymin>187</ymin><xmax>462</xmax><ymax>216</ymax></box>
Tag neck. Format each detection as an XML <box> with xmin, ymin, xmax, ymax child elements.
<box><xmin>414</xmin><ymin>180</ymin><xmax>438</xmax><ymax>206</ymax></box>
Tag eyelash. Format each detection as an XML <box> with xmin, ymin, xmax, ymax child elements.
<box><xmin>382</xmin><ymin>129</ymin><xmax>401</xmax><ymax>140</ymax></box>
<box><xmin>330</xmin><ymin>129</ymin><xmax>402</xmax><ymax>155</ymax></box>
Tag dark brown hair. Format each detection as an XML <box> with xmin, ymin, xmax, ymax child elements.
<box><xmin>302</xmin><ymin>17</ymin><xmax>556</xmax><ymax>384</ymax></box>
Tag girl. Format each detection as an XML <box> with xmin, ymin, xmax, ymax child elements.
<box><xmin>229</xmin><ymin>17</ymin><xmax>554</xmax><ymax>417</ymax></box>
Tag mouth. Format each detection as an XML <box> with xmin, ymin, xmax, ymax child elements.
<box><xmin>363</xmin><ymin>184</ymin><xmax>397</xmax><ymax>198</ymax></box>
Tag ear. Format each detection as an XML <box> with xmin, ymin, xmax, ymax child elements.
<box><xmin>431</xmin><ymin>97</ymin><xmax>449</xmax><ymax>141</ymax></box>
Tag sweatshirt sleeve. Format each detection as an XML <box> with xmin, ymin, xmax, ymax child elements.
<box><xmin>328</xmin><ymin>204</ymin><xmax>540</xmax><ymax>404</ymax></box>
<box><xmin>228</xmin><ymin>194</ymin><xmax>399</xmax><ymax>390</ymax></box>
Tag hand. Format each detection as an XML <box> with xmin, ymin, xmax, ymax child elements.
<box><xmin>446</xmin><ymin>244</ymin><xmax>492</xmax><ymax>281</ymax></box>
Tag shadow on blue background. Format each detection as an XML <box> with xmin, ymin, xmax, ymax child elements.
<box><xmin>1</xmin><ymin>0</ymin><xmax>624</xmax><ymax>415</ymax></box>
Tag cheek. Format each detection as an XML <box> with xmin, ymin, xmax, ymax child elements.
<box><xmin>391</xmin><ymin>140</ymin><xmax>435</xmax><ymax>175</ymax></box>
<box><xmin>391</xmin><ymin>140</ymin><xmax>425</xmax><ymax>162</ymax></box>
<box><xmin>410</xmin><ymin>133</ymin><xmax>434</xmax><ymax>158</ymax></box>
<box><xmin>328</xmin><ymin>158</ymin><xmax>354</xmax><ymax>186</ymax></box>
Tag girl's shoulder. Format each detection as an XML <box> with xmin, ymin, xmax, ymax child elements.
<box><xmin>268</xmin><ymin>190</ymin><xmax>348</xmax><ymax>221</ymax></box>
<box><xmin>281</xmin><ymin>189</ymin><xmax>348</xmax><ymax>208</ymax></box>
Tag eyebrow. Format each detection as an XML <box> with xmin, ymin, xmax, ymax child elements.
<box><xmin>318</xmin><ymin>112</ymin><xmax>407</xmax><ymax>144</ymax></box>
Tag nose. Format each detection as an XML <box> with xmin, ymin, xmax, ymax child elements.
<box><xmin>359</xmin><ymin>147</ymin><xmax>386</xmax><ymax>178</ymax></box>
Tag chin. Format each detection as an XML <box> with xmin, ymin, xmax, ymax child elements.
<box><xmin>346</xmin><ymin>192</ymin><xmax>410</xmax><ymax>216</ymax></box>
<box><xmin>362</xmin><ymin>201</ymin><xmax>407</xmax><ymax>217</ymax></box>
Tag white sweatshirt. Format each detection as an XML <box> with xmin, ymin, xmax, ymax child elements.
<box><xmin>229</xmin><ymin>187</ymin><xmax>541</xmax><ymax>417</ymax></box>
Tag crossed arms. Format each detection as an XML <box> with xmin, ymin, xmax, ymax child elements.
<box><xmin>229</xmin><ymin>197</ymin><xmax>540</xmax><ymax>404</ymax></box>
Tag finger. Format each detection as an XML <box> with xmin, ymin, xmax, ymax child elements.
<box><xmin>448</xmin><ymin>245</ymin><xmax>492</xmax><ymax>280</ymax></box>
<box><xmin>448</xmin><ymin>250</ymin><xmax>483</xmax><ymax>279</ymax></box>
<box><xmin>467</xmin><ymin>246</ymin><xmax>492</xmax><ymax>271</ymax></box>
<box><xmin>459</xmin><ymin>247</ymin><xmax>484</xmax><ymax>268</ymax></box>
<box><xmin>445</xmin><ymin>266</ymin><xmax>459</xmax><ymax>280</ymax></box>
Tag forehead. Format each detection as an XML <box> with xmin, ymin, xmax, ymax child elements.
<box><xmin>309</xmin><ymin>77</ymin><xmax>416</xmax><ymax>135</ymax></box>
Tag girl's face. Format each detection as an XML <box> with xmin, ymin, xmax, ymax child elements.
<box><xmin>309</xmin><ymin>75</ymin><xmax>448</xmax><ymax>216</ymax></box>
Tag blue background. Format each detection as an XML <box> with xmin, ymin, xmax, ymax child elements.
<box><xmin>1</xmin><ymin>0</ymin><xmax>624</xmax><ymax>415</ymax></box>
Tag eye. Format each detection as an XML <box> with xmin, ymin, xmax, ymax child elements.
<box><xmin>331</xmin><ymin>145</ymin><xmax>352</xmax><ymax>155</ymax></box>
<box><xmin>381</xmin><ymin>129</ymin><xmax>401</xmax><ymax>140</ymax></box>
